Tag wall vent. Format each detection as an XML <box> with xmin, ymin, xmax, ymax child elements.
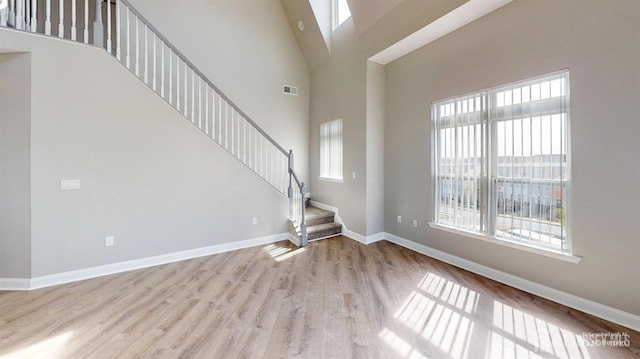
<box><xmin>283</xmin><ymin>85</ymin><xmax>298</xmax><ymax>96</ymax></box>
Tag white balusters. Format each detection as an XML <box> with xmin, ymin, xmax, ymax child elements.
<box><xmin>115</xmin><ymin>0</ymin><xmax>120</xmax><ymax>60</ymax></box>
<box><xmin>45</xmin><ymin>0</ymin><xmax>51</xmax><ymax>35</ymax></box>
<box><xmin>134</xmin><ymin>15</ymin><xmax>139</xmax><ymax>76</ymax></box>
<box><xmin>144</xmin><ymin>23</ymin><xmax>148</xmax><ymax>84</ymax></box>
<box><xmin>9</xmin><ymin>0</ymin><xmax>16</xmax><ymax>28</ymax></box>
<box><xmin>191</xmin><ymin>69</ymin><xmax>195</xmax><ymax>124</ymax></box>
<box><xmin>160</xmin><ymin>41</ymin><xmax>164</xmax><ymax>97</ymax></box>
<box><xmin>93</xmin><ymin>0</ymin><xmax>103</xmax><ymax>46</ymax></box>
<box><xmin>213</xmin><ymin>91</ymin><xmax>218</xmax><ymax>142</ymax></box>
<box><xmin>198</xmin><ymin>77</ymin><xmax>202</xmax><ymax>129</ymax></box>
<box><xmin>82</xmin><ymin>0</ymin><xmax>87</xmax><ymax>43</ymax></box>
<box><xmin>58</xmin><ymin>0</ymin><xmax>63</xmax><ymax>37</ymax></box>
<box><xmin>0</xmin><ymin>4</ymin><xmax>6</xmax><ymax>27</ymax></box>
<box><xmin>29</xmin><ymin>0</ymin><xmax>36</xmax><ymax>32</ymax></box>
<box><xmin>151</xmin><ymin>33</ymin><xmax>156</xmax><ymax>91</ymax></box>
<box><xmin>0</xmin><ymin>0</ymin><xmax>289</xmax><ymax>196</ymax></box>
<box><xmin>15</xmin><ymin>0</ymin><xmax>23</xmax><ymax>30</ymax></box>
<box><xmin>176</xmin><ymin>58</ymin><xmax>180</xmax><ymax>110</ymax></box>
<box><xmin>183</xmin><ymin>64</ymin><xmax>187</xmax><ymax>117</ymax></box>
<box><xmin>106</xmin><ymin>0</ymin><xmax>111</xmax><ymax>52</ymax></box>
<box><xmin>70</xmin><ymin>0</ymin><xmax>76</xmax><ymax>40</ymax></box>
<box><xmin>168</xmin><ymin>50</ymin><xmax>173</xmax><ymax>105</ymax></box>
<box><xmin>125</xmin><ymin>6</ymin><xmax>129</xmax><ymax>68</ymax></box>
<box><xmin>205</xmin><ymin>86</ymin><xmax>209</xmax><ymax>136</ymax></box>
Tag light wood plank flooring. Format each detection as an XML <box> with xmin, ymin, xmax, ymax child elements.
<box><xmin>0</xmin><ymin>236</ymin><xmax>638</xmax><ymax>358</ymax></box>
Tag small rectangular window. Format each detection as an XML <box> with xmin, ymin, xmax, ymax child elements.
<box><xmin>320</xmin><ymin>119</ymin><xmax>343</xmax><ymax>181</ymax></box>
<box><xmin>433</xmin><ymin>71</ymin><xmax>570</xmax><ymax>253</ymax></box>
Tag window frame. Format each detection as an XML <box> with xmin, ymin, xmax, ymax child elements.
<box><xmin>319</xmin><ymin>118</ymin><xmax>344</xmax><ymax>182</ymax></box>
<box><xmin>430</xmin><ymin>70</ymin><xmax>577</xmax><ymax>261</ymax></box>
<box><xmin>332</xmin><ymin>0</ymin><xmax>351</xmax><ymax>31</ymax></box>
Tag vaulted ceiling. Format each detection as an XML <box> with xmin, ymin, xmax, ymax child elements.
<box><xmin>281</xmin><ymin>0</ymin><xmax>512</xmax><ymax>69</ymax></box>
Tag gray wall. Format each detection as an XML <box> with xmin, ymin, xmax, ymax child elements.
<box><xmin>0</xmin><ymin>53</ymin><xmax>31</xmax><ymax>278</ymax></box>
<box><xmin>310</xmin><ymin>19</ymin><xmax>368</xmax><ymax>235</ymax></box>
<box><xmin>365</xmin><ymin>61</ymin><xmax>384</xmax><ymax>235</ymax></box>
<box><xmin>384</xmin><ymin>0</ymin><xmax>640</xmax><ymax>314</ymax></box>
<box><xmin>126</xmin><ymin>0</ymin><xmax>310</xmax><ymax>184</ymax></box>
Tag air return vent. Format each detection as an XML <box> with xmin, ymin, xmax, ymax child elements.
<box><xmin>283</xmin><ymin>85</ymin><xmax>298</xmax><ymax>96</ymax></box>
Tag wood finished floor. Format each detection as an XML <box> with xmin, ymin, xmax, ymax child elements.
<box><xmin>0</xmin><ymin>236</ymin><xmax>638</xmax><ymax>358</ymax></box>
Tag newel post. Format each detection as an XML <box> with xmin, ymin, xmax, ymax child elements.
<box><xmin>300</xmin><ymin>181</ymin><xmax>307</xmax><ymax>247</ymax></box>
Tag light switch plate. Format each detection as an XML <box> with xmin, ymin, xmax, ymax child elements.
<box><xmin>61</xmin><ymin>179</ymin><xmax>80</xmax><ymax>190</ymax></box>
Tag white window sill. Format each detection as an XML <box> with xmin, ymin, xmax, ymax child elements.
<box><xmin>428</xmin><ymin>222</ymin><xmax>582</xmax><ymax>264</ymax></box>
<box><xmin>319</xmin><ymin>177</ymin><xmax>343</xmax><ymax>183</ymax></box>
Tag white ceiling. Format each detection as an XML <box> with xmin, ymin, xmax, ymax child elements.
<box><xmin>347</xmin><ymin>0</ymin><xmax>404</xmax><ymax>35</ymax></box>
<box><xmin>281</xmin><ymin>0</ymin><xmax>513</xmax><ymax>69</ymax></box>
<box><xmin>369</xmin><ymin>0</ymin><xmax>513</xmax><ymax>65</ymax></box>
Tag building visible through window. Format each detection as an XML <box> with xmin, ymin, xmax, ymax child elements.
<box><xmin>433</xmin><ymin>71</ymin><xmax>570</xmax><ymax>253</ymax></box>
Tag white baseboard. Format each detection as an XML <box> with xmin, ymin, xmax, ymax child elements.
<box><xmin>382</xmin><ymin>232</ymin><xmax>640</xmax><ymax>332</ymax></box>
<box><xmin>344</xmin><ymin>230</ymin><xmax>385</xmax><ymax>245</ymax></box>
<box><xmin>0</xmin><ymin>233</ymin><xmax>288</xmax><ymax>291</ymax></box>
<box><xmin>366</xmin><ymin>232</ymin><xmax>386</xmax><ymax>244</ymax></box>
<box><xmin>0</xmin><ymin>278</ymin><xmax>31</xmax><ymax>291</ymax></box>
<box><xmin>308</xmin><ymin>200</ymin><xmax>384</xmax><ymax>245</ymax></box>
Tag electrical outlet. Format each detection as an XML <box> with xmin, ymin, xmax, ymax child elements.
<box><xmin>105</xmin><ymin>236</ymin><xmax>114</xmax><ymax>247</ymax></box>
<box><xmin>252</xmin><ymin>217</ymin><xmax>258</xmax><ymax>225</ymax></box>
<box><xmin>352</xmin><ymin>171</ymin><xmax>356</xmax><ymax>179</ymax></box>
<box><xmin>397</xmin><ymin>216</ymin><xmax>402</xmax><ymax>224</ymax></box>
<box><xmin>413</xmin><ymin>219</ymin><xmax>418</xmax><ymax>228</ymax></box>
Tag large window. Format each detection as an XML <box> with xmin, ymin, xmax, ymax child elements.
<box><xmin>320</xmin><ymin>118</ymin><xmax>343</xmax><ymax>181</ymax></box>
<box><xmin>432</xmin><ymin>71</ymin><xmax>570</xmax><ymax>253</ymax></box>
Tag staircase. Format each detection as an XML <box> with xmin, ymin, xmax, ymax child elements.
<box><xmin>305</xmin><ymin>205</ymin><xmax>342</xmax><ymax>240</ymax></box>
<box><xmin>289</xmin><ymin>202</ymin><xmax>342</xmax><ymax>245</ymax></box>
<box><xmin>1</xmin><ymin>0</ymin><xmax>330</xmax><ymax>248</ymax></box>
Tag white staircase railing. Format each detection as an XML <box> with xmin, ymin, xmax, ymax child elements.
<box><xmin>1</xmin><ymin>0</ymin><xmax>292</xmax><ymax>197</ymax></box>
<box><xmin>288</xmin><ymin>151</ymin><xmax>308</xmax><ymax>246</ymax></box>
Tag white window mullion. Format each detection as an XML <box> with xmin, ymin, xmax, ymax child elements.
<box><xmin>487</xmin><ymin>92</ymin><xmax>498</xmax><ymax>237</ymax></box>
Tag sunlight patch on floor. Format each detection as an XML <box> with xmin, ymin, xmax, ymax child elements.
<box><xmin>391</xmin><ymin>272</ymin><xmax>477</xmax><ymax>358</ymax></box>
<box><xmin>491</xmin><ymin>301</ymin><xmax>591</xmax><ymax>359</ymax></box>
<box><xmin>263</xmin><ymin>244</ymin><xmax>306</xmax><ymax>262</ymax></box>
<box><xmin>0</xmin><ymin>331</ymin><xmax>74</xmax><ymax>359</ymax></box>
<box><xmin>379</xmin><ymin>328</ymin><xmax>430</xmax><ymax>359</ymax></box>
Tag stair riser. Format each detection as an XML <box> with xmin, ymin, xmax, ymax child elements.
<box><xmin>308</xmin><ymin>226</ymin><xmax>342</xmax><ymax>240</ymax></box>
<box><xmin>306</xmin><ymin>215</ymin><xmax>335</xmax><ymax>227</ymax></box>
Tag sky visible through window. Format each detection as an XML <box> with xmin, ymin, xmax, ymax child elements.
<box><xmin>439</xmin><ymin>78</ymin><xmax>567</xmax><ymax>158</ymax></box>
<box><xmin>334</xmin><ymin>0</ymin><xmax>351</xmax><ymax>29</ymax></box>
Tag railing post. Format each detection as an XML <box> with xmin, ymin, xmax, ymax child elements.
<box><xmin>287</xmin><ymin>150</ymin><xmax>293</xmax><ymax>220</ymax></box>
<box><xmin>70</xmin><ymin>0</ymin><xmax>76</xmax><ymax>41</ymax></box>
<box><xmin>44</xmin><ymin>0</ymin><xmax>51</xmax><ymax>35</ymax></box>
<box><xmin>8</xmin><ymin>0</ymin><xmax>16</xmax><ymax>28</ymax></box>
<box><xmin>93</xmin><ymin>0</ymin><xmax>103</xmax><ymax>46</ymax></box>
<box><xmin>115</xmin><ymin>0</ymin><xmax>120</xmax><ymax>60</ymax></box>
<box><xmin>29</xmin><ymin>0</ymin><xmax>36</xmax><ymax>32</ymax></box>
<box><xmin>106</xmin><ymin>0</ymin><xmax>111</xmax><ymax>52</ymax></box>
<box><xmin>300</xmin><ymin>182</ymin><xmax>307</xmax><ymax>246</ymax></box>
<box><xmin>15</xmin><ymin>0</ymin><xmax>23</xmax><ymax>30</ymax></box>
<box><xmin>57</xmin><ymin>0</ymin><xmax>63</xmax><ymax>38</ymax></box>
